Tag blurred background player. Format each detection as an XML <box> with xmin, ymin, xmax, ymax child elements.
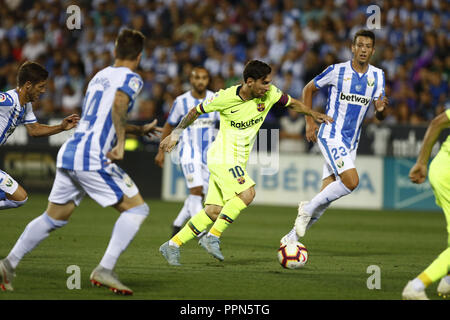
<box><xmin>159</xmin><ymin>60</ymin><xmax>332</xmax><ymax>266</ymax></box>
<box><xmin>0</xmin><ymin>61</ymin><xmax>79</xmax><ymax>211</ymax></box>
<box><xmin>281</xmin><ymin>30</ymin><xmax>388</xmax><ymax>243</ymax></box>
<box><xmin>0</xmin><ymin>29</ymin><xmax>162</xmax><ymax>295</ymax></box>
<box><xmin>402</xmin><ymin>109</ymin><xmax>450</xmax><ymax>300</ymax></box>
<box><xmin>155</xmin><ymin>67</ymin><xmax>219</xmax><ymax>237</ymax></box>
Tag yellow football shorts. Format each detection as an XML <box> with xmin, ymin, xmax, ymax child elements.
<box><xmin>204</xmin><ymin>163</ymin><xmax>255</xmax><ymax>206</ymax></box>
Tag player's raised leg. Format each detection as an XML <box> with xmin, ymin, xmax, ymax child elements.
<box><xmin>403</xmin><ymin>145</ymin><xmax>450</xmax><ymax>300</ymax></box>
<box><xmin>91</xmin><ymin>193</ymin><xmax>148</xmax><ymax>295</ymax></box>
<box><xmin>0</xmin><ymin>200</ymin><xmax>73</xmax><ymax>291</ymax></box>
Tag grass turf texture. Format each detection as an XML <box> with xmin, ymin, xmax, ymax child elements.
<box><xmin>0</xmin><ymin>194</ymin><xmax>446</xmax><ymax>300</ymax></box>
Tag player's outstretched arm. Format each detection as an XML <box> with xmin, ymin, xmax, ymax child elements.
<box><xmin>155</xmin><ymin>122</ymin><xmax>174</xmax><ymax>168</ymax></box>
<box><xmin>287</xmin><ymin>97</ymin><xmax>333</xmax><ymax>125</ymax></box>
<box><xmin>24</xmin><ymin>114</ymin><xmax>80</xmax><ymax>137</ymax></box>
<box><xmin>107</xmin><ymin>90</ymin><xmax>130</xmax><ymax>162</ymax></box>
<box><xmin>159</xmin><ymin>106</ymin><xmax>200</xmax><ymax>153</ymax></box>
<box><xmin>125</xmin><ymin>119</ymin><xmax>163</xmax><ymax>138</ymax></box>
<box><xmin>301</xmin><ymin>80</ymin><xmax>321</xmax><ymax>142</ymax></box>
<box><xmin>409</xmin><ymin>111</ymin><xmax>450</xmax><ymax>184</ymax></box>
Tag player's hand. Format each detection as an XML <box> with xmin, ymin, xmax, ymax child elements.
<box><xmin>155</xmin><ymin>150</ymin><xmax>165</xmax><ymax>168</ymax></box>
<box><xmin>310</xmin><ymin>111</ymin><xmax>333</xmax><ymax>125</ymax></box>
<box><xmin>159</xmin><ymin>133</ymin><xmax>179</xmax><ymax>153</ymax></box>
<box><xmin>142</xmin><ymin>119</ymin><xmax>163</xmax><ymax>138</ymax></box>
<box><xmin>409</xmin><ymin>163</ymin><xmax>427</xmax><ymax>184</ymax></box>
<box><xmin>305</xmin><ymin>119</ymin><xmax>319</xmax><ymax>143</ymax></box>
<box><xmin>106</xmin><ymin>145</ymin><xmax>124</xmax><ymax>162</ymax></box>
<box><xmin>375</xmin><ymin>94</ymin><xmax>389</xmax><ymax>112</ymax></box>
<box><xmin>60</xmin><ymin>114</ymin><xmax>80</xmax><ymax>130</ymax></box>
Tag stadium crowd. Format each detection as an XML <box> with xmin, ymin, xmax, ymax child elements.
<box><xmin>0</xmin><ymin>0</ymin><xmax>448</xmax><ymax>131</ymax></box>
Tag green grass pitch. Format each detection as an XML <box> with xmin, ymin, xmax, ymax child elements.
<box><xmin>0</xmin><ymin>194</ymin><xmax>446</xmax><ymax>300</ymax></box>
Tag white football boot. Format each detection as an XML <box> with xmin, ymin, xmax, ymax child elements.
<box><xmin>437</xmin><ymin>277</ymin><xmax>450</xmax><ymax>298</ymax></box>
<box><xmin>402</xmin><ymin>281</ymin><xmax>429</xmax><ymax>300</ymax></box>
<box><xmin>294</xmin><ymin>201</ymin><xmax>312</xmax><ymax>237</ymax></box>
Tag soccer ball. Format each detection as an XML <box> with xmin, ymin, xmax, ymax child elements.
<box><xmin>277</xmin><ymin>241</ymin><xmax>308</xmax><ymax>269</ymax></box>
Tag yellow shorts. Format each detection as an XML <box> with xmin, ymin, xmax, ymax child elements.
<box><xmin>204</xmin><ymin>163</ymin><xmax>255</xmax><ymax>206</ymax></box>
<box><xmin>429</xmin><ymin>149</ymin><xmax>450</xmax><ymax>238</ymax></box>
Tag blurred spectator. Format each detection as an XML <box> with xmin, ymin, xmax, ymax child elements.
<box><xmin>0</xmin><ymin>0</ymin><xmax>445</xmax><ymax>128</ymax></box>
<box><xmin>279</xmin><ymin>108</ymin><xmax>306</xmax><ymax>153</ymax></box>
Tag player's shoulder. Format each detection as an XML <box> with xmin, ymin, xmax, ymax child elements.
<box><xmin>368</xmin><ymin>64</ymin><xmax>384</xmax><ymax>75</ymax></box>
<box><xmin>0</xmin><ymin>90</ymin><xmax>15</xmax><ymax>107</ymax></box>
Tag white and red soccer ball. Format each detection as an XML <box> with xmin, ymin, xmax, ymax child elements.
<box><xmin>277</xmin><ymin>241</ymin><xmax>308</xmax><ymax>269</ymax></box>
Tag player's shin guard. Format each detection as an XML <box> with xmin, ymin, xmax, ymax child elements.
<box><xmin>171</xmin><ymin>209</ymin><xmax>213</xmax><ymax>246</ymax></box>
<box><xmin>420</xmin><ymin>247</ymin><xmax>450</xmax><ymax>285</ymax></box>
<box><xmin>100</xmin><ymin>203</ymin><xmax>149</xmax><ymax>270</ymax></box>
<box><xmin>0</xmin><ymin>197</ymin><xmax>27</xmax><ymax>210</ymax></box>
<box><xmin>6</xmin><ymin>212</ymin><xmax>67</xmax><ymax>269</ymax></box>
<box><xmin>209</xmin><ymin>196</ymin><xmax>247</xmax><ymax>238</ymax></box>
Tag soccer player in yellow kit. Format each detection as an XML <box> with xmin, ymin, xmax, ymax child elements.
<box><xmin>158</xmin><ymin>60</ymin><xmax>333</xmax><ymax>265</ymax></box>
<box><xmin>402</xmin><ymin>109</ymin><xmax>450</xmax><ymax>300</ymax></box>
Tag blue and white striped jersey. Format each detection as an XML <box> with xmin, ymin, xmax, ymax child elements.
<box><xmin>315</xmin><ymin>60</ymin><xmax>385</xmax><ymax>150</ymax></box>
<box><xmin>0</xmin><ymin>89</ymin><xmax>37</xmax><ymax>146</ymax></box>
<box><xmin>57</xmin><ymin>66</ymin><xmax>143</xmax><ymax>170</ymax></box>
<box><xmin>167</xmin><ymin>90</ymin><xmax>219</xmax><ymax>164</ymax></box>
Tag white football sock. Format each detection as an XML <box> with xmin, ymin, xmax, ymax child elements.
<box><xmin>306</xmin><ymin>203</ymin><xmax>331</xmax><ymax>230</ymax></box>
<box><xmin>173</xmin><ymin>198</ymin><xmax>190</xmax><ymax>228</ymax></box>
<box><xmin>0</xmin><ymin>197</ymin><xmax>27</xmax><ymax>210</ymax></box>
<box><xmin>100</xmin><ymin>203</ymin><xmax>149</xmax><ymax>270</ymax></box>
<box><xmin>7</xmin><ymin>212</ymin><xmax>67</xmax><ymax>269</ymax></box>
<box><xmin>187</xmin><ymin>194</ymin><xmax>203</xmax><ymax>218</ymax></box>
<box><xmin>303</xmin><ymin>180</ymin><xmax>351</xmax><ymax>215</ymax></box>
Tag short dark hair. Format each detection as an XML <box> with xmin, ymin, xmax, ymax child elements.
<box><xmin>115</xmin><ymin>28</ymin><xmax>145</xmax><ymax>60</ymax></box>
<box><xmin>243</xmin><ymin>60</ymin><xmax>272</xmax><ymax>82</ymax></box>
<box><xmin>353</xmin><ymin>29</ymin><xmax>375</xmax><ymax>46</ymax></box>
<box><xmin>17</xmin><ymin>61</ymin><xmax>49</xmax><ymax>87</ymax></box>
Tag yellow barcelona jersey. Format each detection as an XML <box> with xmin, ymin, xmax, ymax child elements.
<box><xmin>196</xmin><ymin>84</ymin><xmax>291</xmax><ymax>167</ymax></box>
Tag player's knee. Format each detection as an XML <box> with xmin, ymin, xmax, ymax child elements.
<box><xmin>205</xmin><ymin>205</ymin><xmax>222</xmax><ymax>221</ymax></box>
<box><xmin>239</xmin><ymin>187</ymin><xmax>255</xmax><ymax>206</ymax></box>
<box><xmin>342</xmin><ymin>179</ymin><xmax>358</xmax><ymax>191</ymax></box>
<box><xmin>7</xmin><ymin>187</ymin><xmax>27</xmax><ymax>202</ymax></box>
<box><xmin>14</xmin><ymin>197</ymin><xmax>28</xmax><ymax>208</ymax></box>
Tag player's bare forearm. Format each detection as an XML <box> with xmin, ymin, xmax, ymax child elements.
<box><xmin>25</xmin><ymin>114</ymin><xmax>79</xmax><ymax>137</ymax></box>
<box><xmin>111</xmin><ymin>91</ymin><xmax>130</xmax><ymax>149</ymax></box>
<box><xmin>160</xmin><ymin>122</ymin><xmax>174</xmax><ymax>141</ymax></box>
<box><xmin>125</xmin><ymin>124</ymin><xmax>143</xmax><ymax>135</ymax></box>
<box><xmin>302</xmin><ymin>80</ymin><xmax>319</xmax><ymax>125</ymax></box>
<box><xmin>172</xmin><ymin>107</ymin><xmax>200</xmax><ymax>138</ymax></box>
<box><xmin>416</xmin><ymin>112</ymin><xmax>450</xmax><ymax>165</ymax></box>
<box><xmin>25</xmin><ymin>122</ymin><xmax>64</xmax><ymax>137</ymax></box>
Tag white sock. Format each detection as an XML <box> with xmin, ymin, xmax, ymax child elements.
<box><xmin>173</xmin><ymin>198</ymin><xmax>190</xmax><ymax>228</ymax></box>
<box><xmin>187</xmin><ymin>194</ymin><xmax>203</xmax><ymax>218</ymax></box>
<box><xmin>306</xmin><ymin>203</ymin><xmax>331</xmax><ymax>230</ymax></box>
<box><xmin>303</xmin><ymin>180</ymin><xmax>351</xmax><ymax>215</ymax></box>
<box><xmin>7</xmin><ymin>212</ymin><xmax>67</xmax><ymax>269</ymax></box>
<box><xmin>0</xmin><ymin>197</ymin><xmax>27</xmax><ymax>210</ymax></box>
<box><xmin>411</xmin><ymin>278</ymin><xmax>425</xmax><ymax>291</ymax></box>
<box><xmin>100</xmin><ymin>203</ymin><xmax>149</xmax><ymax>270</ymax></box>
